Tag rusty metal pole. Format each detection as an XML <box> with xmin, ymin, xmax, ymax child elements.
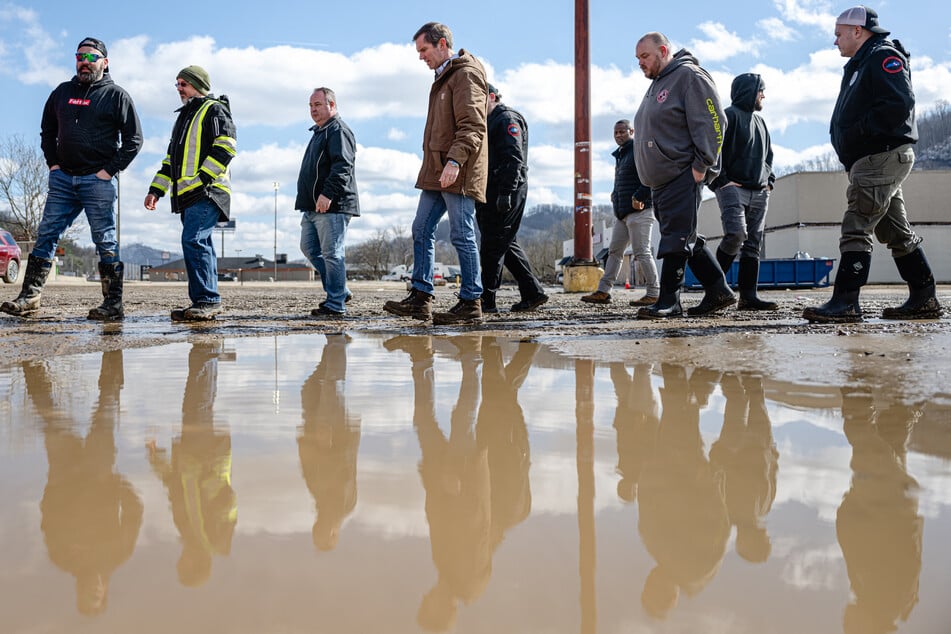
<box><xmin>576</xmin><ymin>358</ymin><xmax>596</xmax><ymax>633</ymax></box>
<box><xmin>573</xmin><ymin>0</ymin><xmax>593</xmax><ymax>263</ymax></box>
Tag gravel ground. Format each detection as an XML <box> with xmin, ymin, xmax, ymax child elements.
<box><xmin>2</xmin><ymin>277</ymin><xmax>949</xmax><ymax>368</ymax></box>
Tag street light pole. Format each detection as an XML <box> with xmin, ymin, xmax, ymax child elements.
<box><xmin>273</xmin><ymin>181</ymin><xmax>279</xmax><ymax>282</ymax></box>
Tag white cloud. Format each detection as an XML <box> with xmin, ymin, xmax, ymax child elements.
<box><xmin>690</xmin><ymin>21</ymin><xmax>764</xmax><ymax>62</ymax></box>
<box><xmin>772</xmin><ymin>142</ymin><xmax>835</xmax><ymax>169</ymax></box>
<box><xmin>773</xmin><ymin>0</ymin><xmax>837</xmax><ymax>30</ymax></box>
<box><xmin>386</xmin><ymin>128</ymin><xmax>406</xmax><ymax>141</ymax></box>
<box><xmin>758</xmin><ymin>17</ymin><xmax>799</xmax><ymax>42</ymax></box>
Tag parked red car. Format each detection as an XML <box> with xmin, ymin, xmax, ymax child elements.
<box><xmin>0</xmin><ymin>229</ymin><xmax>22</xmax><ymax>284</ymax></box>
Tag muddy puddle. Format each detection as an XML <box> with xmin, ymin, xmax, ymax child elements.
<box><xmin>2</xmin><ymin>333</ymin><xmax>950</xmax><ymax>633</ymax></box>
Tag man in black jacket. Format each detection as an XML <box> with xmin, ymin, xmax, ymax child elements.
<box><xmin>1</xmin><ymin>37</ymin><xmax>142</xmax><ymax>320</ymax></box>
<box><xmin>804</xmin><ymin>6</ymin><xmax>942</xmax><ymax>323</ymax></box>
<box><xmin>711</xmin><ymin>74</ymin><xmax>778</xmax><ymax>311</ymax></box>
<box><xmin>145</xmin><ymin>66</ymin><xmax>237</xmax><ymax>321</ymax></box>
<box><xmin>581</xmin><ymin>120</ymin><xmax>659</xmax><ymax>306</ymax></box>
<box><xmin>295</xmin><ymin>87</ymin><xmax>360</xmax><ymax>317</ymax></box>
<box><xmin>476</xmin><ymin>84</ymin><xmax>547</xmax><ymax>313</ymax></box>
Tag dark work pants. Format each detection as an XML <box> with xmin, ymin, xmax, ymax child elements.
<box><xmin>476</xmin><ymin>184</ymin><xmax>544</xmax><ymax>301</ymax></box>
<box><xmin>651</xmin><ymin>168</ymin><xmax>704</xmax><ymax>259</ymax></box>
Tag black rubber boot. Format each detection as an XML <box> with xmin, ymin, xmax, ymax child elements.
<box><xmin>637</xmin><ymin>254</ymin><xmax>686</xmax><ymax>319</ymax></box>
<box><xmin>803</xmin><ymin>251</ymin><xmax>870</xmax><ymax>323</ymax></box>
<box><xmin>687</xmin><ymin>246</ymin><xmax>737</xmax><ymax>316</ymax></box>
<box><xmin>882</xmin><ymin>248</ymin><xmax>943</xmax><ymax>320</ymax></box>
<box><xmin>88</xmin><ymin>261</ymin><xmax>125</xmax><ymax>321</ymax></box>
<box><xmin>737</xmin><ymin>256</ymin><xmax>778</xmax><ymax>311</ymax></box>
<box><xmin>0</xmin><ymin>254</ymin><xmax>52</xmax><ymax>316</ymax></box>
<box><xmin>716</xmin><ymin>247</ymin><xmax>735</xmax><ymax>282</ymax></box>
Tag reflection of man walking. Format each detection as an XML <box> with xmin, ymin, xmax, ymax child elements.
<box><xmin>147</xmin><ymin>342</ymin><xmax>237</xmax><ymax>587</ymax></box>
<box><xmin>709</xmin><ymin>373</ymin><xmax>778</xmax><ymax>563</ymax></box>
<box><xmin>836</xmin><ymin>390</ymin><xmax>922</xmax><ymax>634</ymax></box>
<box><xmin>298</xmin><ymin>334</ymin><xmax>361</xmax><ymax>551</ymax></box>
<box><xmin>26</xmin><ymin>351</ymin><xmax>143</xmax><ymax>615</ymax></box>
<box><xmin>637</xmin><ymin>364</ymin><xmax>729</xmax><ymax>619</ymax></box>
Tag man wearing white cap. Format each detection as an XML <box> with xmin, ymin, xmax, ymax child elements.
<box><xmin>804</xmin><ymin>6</ymin><xmax>942</xmax><ymax>322</ymax></box>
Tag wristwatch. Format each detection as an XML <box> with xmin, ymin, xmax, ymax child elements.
<box><xmin>447</xmin><ymin>159</ymin><xmax>459</xmax><ymax>168</ymax></box>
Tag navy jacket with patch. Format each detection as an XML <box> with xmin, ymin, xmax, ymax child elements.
<box><xmin>831</xmin><ymin>35</ymin><xmax>917</xmax><ymax>170</ymax></box>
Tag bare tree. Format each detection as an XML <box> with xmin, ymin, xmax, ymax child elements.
<box><xmin>0</xmin><ymin>135</ymin><xmax>88</xmax><ymax>245</ymax></box>
<box><xmin>389</xmin><ymin>223</ymin><xmax>413</xmax><ymax>267</ymax></box>
<box><xmin>522</xmin><ymin>214</ymin><xmax>574</xmax><ymax>281</ymax></box>
<box><xmin>348</xmin><ymin>227</ymin><xmax>391</xmax><ymax>278</ymax></box>
<box><xmin>0</xmin><ymin>135</ymin><xmax>49</xmax><ymax>240</ymax></box>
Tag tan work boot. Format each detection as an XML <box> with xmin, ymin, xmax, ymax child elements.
<box><xmin>581</xmin><ymin>290</ymin><xmax>611</xmax><ymax>304</ymax></box>
<box><xmin>432</xmin><ymin>297</ymin><xmax>482</xmax><ymax>325</ymax></box>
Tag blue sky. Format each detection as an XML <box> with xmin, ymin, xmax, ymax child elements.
<box><xmin>1</xmin><ymin>0</ymin><xmax>949</xmax><ymax>260</ymax></box>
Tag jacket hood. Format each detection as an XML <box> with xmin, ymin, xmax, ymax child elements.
<box><xmin>659</xmin><ymin>48</ymin><xmax>700</xmax><ymax>79</ymax></box>
<box><xmin>730</xmin><ymin>73</ymin><xmax>764</xmax><ymax>112</ymax></box>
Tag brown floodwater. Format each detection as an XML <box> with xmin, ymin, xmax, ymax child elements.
<box><xmin>1</xmin><ymin>333</ymin><xmax>949</xmax><ymax>633</ymax></box>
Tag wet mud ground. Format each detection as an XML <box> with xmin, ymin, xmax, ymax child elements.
<box><xmin>3</xmin><ymin>279</ymin><xmax>951</xmax><ymax>633</ymax></box>
<box><xmin>1</xmin><ymin>279</ymin><xmax>949</xmax><ymax>397</ymax></box>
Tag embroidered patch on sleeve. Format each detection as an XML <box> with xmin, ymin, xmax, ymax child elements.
<box><xmin>507</xmin><ymin>124</ymin><xmax>521</xmax><ymax>137</ymax></box>
<box><xmin>882</xmin><ymin>56</ymin><xmax>904</xmax><ymax>74</ymax></box>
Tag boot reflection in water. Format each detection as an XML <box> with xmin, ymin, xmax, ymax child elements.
<box><xmin>611</xmin><ymin>362</ymin><xmax>659</xmax><ymax>503</ymax></box>
<box><xmin>638</xmin><ymin>364</ymin><xmax>730</xmax><ymax>619</ymax></box>
<box><xmin>388</xmin><ymin>334</ymin><xmax>491</xmax><ymax>632</ymax></box>
<box><xmin>147</xmin><ymin>341</ymin><xmax>236</xmax><ymax>587</ymax></box>
<box><xmin>26</xmin><ymin>351</ymin><xmax>143</xmax><ymax>615</ymax></box>
<box><xmin>836</xmin><ymin>390</ymin><xmax>922</xmax><ymax>634</ymax></box>
<box><xmin>709</xmin><ymin>372</ymin><xmax>779</xmax><ymax>563</ymax></box>
<box><xmin>298</xmin><ymin>334</ymin><xmax>360</xmax><ymax>552</ymax></box>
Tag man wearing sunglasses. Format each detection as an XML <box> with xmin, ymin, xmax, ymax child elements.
<box><xmin>145</xmin><ymin>66</ymin><xmax>236</xmax><ymax>321</ymax></box>
<box><xmin>2</xmin><ymin>37</ymin><xmax>142</xmax><ymax>320</ymax></box>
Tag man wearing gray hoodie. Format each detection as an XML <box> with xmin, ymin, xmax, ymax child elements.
<box><xmin>633</xmin><ymin>32</ymin><xmax>734</xmax><ymax>319</ymax></box>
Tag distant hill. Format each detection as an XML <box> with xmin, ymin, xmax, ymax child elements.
<box><xmin>122</xmin><ymin>243</ymin><xmax>181</xmax><ymax>269</ymax></box>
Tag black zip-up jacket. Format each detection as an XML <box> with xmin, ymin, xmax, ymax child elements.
<box><xmin>295</xmin><ymin>115</ymin><xmax>360</xmax><ymax>216</ymax></box>
<box><xmin>611</xmin><ymin>139</ymin><xmax>652</xmax><ymax>220</ymax></box>
<box><xmin>710</xmin><ymin>73</ymin><xmax>774</xmax><ymax>191</ymax></box>
<box><xmin>40</xmin><ymin>72</ymin><xmax>142</xmax><ymax>177</ymax></box>
<box><xmin>831</xmin><ymin>35</ymin><xmax>917</xmax><ymax>171</ymax></box>
<box><xmin>486</xmin><ymin>104</ymin><xmax>528</xmax><ymax>195</ymax></box>
<box><xmin>149</xmin><ymin>95</ymin><xmax>237</xmax><ymax>219</ymax></box>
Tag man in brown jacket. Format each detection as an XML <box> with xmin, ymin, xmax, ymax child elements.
<box><xmin>383</xmin><ymin>22</ymin><xmax>489</xmax><ymax>325</ymax></box>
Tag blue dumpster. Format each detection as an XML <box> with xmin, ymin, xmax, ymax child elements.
<box><xmin>684</xmin><ymin>257</ymin><xmax>835</xmax><ymax>290</ymax></box>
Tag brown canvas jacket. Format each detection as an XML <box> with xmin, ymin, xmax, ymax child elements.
<box><xmin>415</xmin><ymin>49</ymin><xmax>489</xmax><ymax>202</ymax></box>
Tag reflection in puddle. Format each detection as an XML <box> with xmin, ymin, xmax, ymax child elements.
<box><xmin>2</xmin><ymin>333</ymin><xmax>949</xmax><ymax>633</ymax></box>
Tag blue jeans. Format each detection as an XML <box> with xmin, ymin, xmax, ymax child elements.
<box><xmin>180</xmin><ymin>198</ymin><xmax>220</xmax><ymax>305</ymax></box>
<box><xmin>34</xmin><ymin>169</ymin><xmax>119</xmax><ymax>262</ymax></box>
<box><xmin>411</xmin><ymin>190</ymin><xmax>482</xmax><ymax>300</ymax></box>
<box><xmin>715</xmin><ymin>184</ymin><xmax>770</xmax><ymax>258</ymax></box>
<box><xmin>300</xmin><ymin>211</ymin><xmax>351</xmax><ymax>312</ymax></box>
